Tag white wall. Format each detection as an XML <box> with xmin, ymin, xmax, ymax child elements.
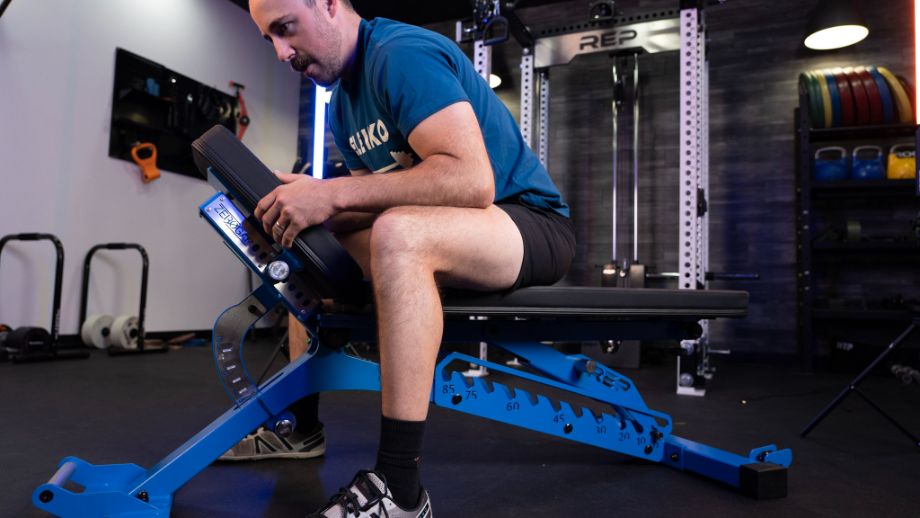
<box><xmin>0</xmin><ymin>0</ymin><xmax>301</xmax><ymax>333</ymax></box>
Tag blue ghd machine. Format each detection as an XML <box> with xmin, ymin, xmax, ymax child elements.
<box><xmin>33</xmin><ymin>126</ymin><xmax>792</xmax><ymax>517</ymax></box>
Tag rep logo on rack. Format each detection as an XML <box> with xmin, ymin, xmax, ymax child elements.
<box><xmin>579</xmin><ymin>30</ymin><xmax>637</xmax><ymax>51</ymax></box>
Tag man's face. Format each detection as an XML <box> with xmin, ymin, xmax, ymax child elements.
<box><xmin>250</xmin><ymin>0</ymin><xmax>343</xmax><ymax>86</ymax></box>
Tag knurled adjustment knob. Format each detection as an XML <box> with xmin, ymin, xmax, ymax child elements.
<box><xmin>267</xmin><ymin>260</ymin><xmax>290</xmax><ymax>282</ymax></box>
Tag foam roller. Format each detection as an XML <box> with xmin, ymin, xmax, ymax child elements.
<box><xmin>80</xmin><ymin>314</ymin><xmax>114</xmax><ymax>349</ymax></box>
<box><xmin>111</xmin><ymin>315</ymin><xmax>140</xmax><ymax>349</ymax></box>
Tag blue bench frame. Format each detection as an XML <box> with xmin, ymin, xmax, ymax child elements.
<box><xmin>32</xmin><ymin>191</ymin><xmax>791</xmax><ymax>517</ymax></box>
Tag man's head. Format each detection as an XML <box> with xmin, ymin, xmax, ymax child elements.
<box><xmin>250</xmin><ymin>0</ymin><xmax>358</xmax><ymax>86</ymax></box>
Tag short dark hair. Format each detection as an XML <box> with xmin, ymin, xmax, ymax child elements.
<box><xmin>304</xmin><ymin>0</ymin><xmax>352</xmax><ymax>8</ymax></box>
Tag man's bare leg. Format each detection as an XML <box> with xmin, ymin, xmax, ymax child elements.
<box><xmin>289</xmin><ymin>227</ymin><xmax>371</xmax><ymax>359</ymax></box>
<box><xmin>284</xmin><ymin>313</ymin><xmax>324</xmax><ymax>439</ymax></box>
<box><xmin>288</xmin><ymin>313</ymin><xmax>310</xmax><ymax>359</ymax></box>
<box><xmin>282</xmin><ymin>229</ymin><xmax>372</xmax><ymax>440</ymax></box>
<box><xmin>353</xmin><ymin>204</ymin><xmax>522</xmax><ymax>507</ymax></box>
<box><xmin>278</xmin><ymin>207</ymin><xmax>521</xmax><ymax>503</ymax></box>
<box><xmin>368</xmin><ymin>205</ymin><xmax>523</xmax><ymax>420</ymax></box>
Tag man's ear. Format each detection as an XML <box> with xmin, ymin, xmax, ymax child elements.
<box><xmin>326</xmin><ymin>0</ymin><xmax>337</xmax><ymax>18</ymax></box>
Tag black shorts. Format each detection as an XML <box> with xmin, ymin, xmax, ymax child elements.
<box><xmin>497</xmin><ymin>202</ymin><xmax>576</xmax><ymax>289</ymax></box>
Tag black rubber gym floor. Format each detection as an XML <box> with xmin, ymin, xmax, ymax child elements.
<box><xmin>1</xmin><ymin>341</ymin><xmax>918</xmax><ymax>517</ymax></box>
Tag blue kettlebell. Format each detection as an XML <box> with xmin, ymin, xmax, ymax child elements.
<box><xmin>813</xmin><ymin>147</ymin><xmax>849</xmax><ymax>182</ymax></box>
<box><xmin>851</xmin><ymin>145</ymin><xmax>885</xmax><ymax>180</ymax></box>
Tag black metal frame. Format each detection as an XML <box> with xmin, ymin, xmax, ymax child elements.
<box><xmin>796</xmin><ymin>90</ymin><xmax>920</xmax><ymax>370</ymax></box>
<box><xmin>0</xmin><ymin>233</ymin><xmax>88</xmax><ymax>362</ymax></box>
<box><xmin>795</xmin><ymin>94</ymin><xmax>816</xmax><ymax>371</ymax></box>
<box><xmin>915</xmin><ymin>125</ymin><xmax>920</xmax><ymax>197</ymax></box>
<box><xmin>795</xmin><ymin>94</ymin><xmax>920</xmax><ymax>448</ymax></box>
<box><xmin>79</xmin><ymin>243</ymin><xmax>164</xmax><ymax>355</ymax></box>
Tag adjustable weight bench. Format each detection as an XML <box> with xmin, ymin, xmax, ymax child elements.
<box><xmin>32</xmin><ymin>126</ymin><xmax>792</xmax><ymax>517</ymax></box>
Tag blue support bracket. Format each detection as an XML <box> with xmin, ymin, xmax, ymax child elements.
<box><xmin>33</xmin><ymin>458</ymin><xmax>166</xmax><ymax>517</ymax></box>
<box><xmin>432</xmin><ymin>350</ymin><xmax>670</xmax><ymax>460</ymax></box>
<box><xmin>32</xmin><ymin>347</ymin><xmax>381</xmax><ymax>517</ymax></box>
<box><xmin>663</xmin><ymin>436</ymin><xmax>791</xmax><ymax>499</ymax></box>
<box><xmin>430</xmin><ymin>342</ymin><xmax>791</xmax><ymax>498</ymax></box>
<box><xmin>34</xmin><ymin>330</ymin><xmax>790</xmax><ymax>516</ymax></box>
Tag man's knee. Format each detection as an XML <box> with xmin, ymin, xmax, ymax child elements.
<box><xmin>369</xmin><ymin>207</ymin><xmax>428</xmax><ymax>259</ymax></box>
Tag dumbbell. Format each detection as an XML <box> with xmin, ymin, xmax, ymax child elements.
<box><xmin>891</xmin><ymin>364</ymin><xmax>919</xmax><ymax>385</ymax></box>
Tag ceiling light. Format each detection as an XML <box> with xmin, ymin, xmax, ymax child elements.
<box><xmin>804</xmin><ymin>0</ymin><xmax>869</xmax><ymax>50</ymax></box>
<box><xmin>489</xmin><ymin>74</ymin><xmax>502</xmax><ymax>89</ymax></box>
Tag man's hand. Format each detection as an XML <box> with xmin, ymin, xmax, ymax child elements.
<box><xmin>254</xmin><ymin>172</ymin><xmax>339</xmax><ymax>248</ymax></box>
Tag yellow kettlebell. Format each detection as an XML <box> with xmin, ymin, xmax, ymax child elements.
<box><xmin>887</xmin><ymin>144</ymin><xmax>916</xmax><ymax>180</ymax></box>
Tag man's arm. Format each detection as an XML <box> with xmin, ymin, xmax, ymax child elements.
<box><xmin>257</xmin><ymin>101</ymin><xmax>493</xmax><ymax>247</ymax></box>
<box><xmin>328</xmin><ymin>101</ymin><xmax>494</xmax><ymax>212</ymax></box>
<box><xmin>324</xmin><ymin>168</ymin><xmax>377</xmax><ymax>233</ymax></box>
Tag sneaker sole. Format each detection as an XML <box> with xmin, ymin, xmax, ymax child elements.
<box><xmin>217</xmin><ymin>446</ymin><xmax>326</xmax><ymax>461</ymax></box>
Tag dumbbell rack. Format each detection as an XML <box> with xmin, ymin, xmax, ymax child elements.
<box><xmin>79</xmin><ymin>243</ymin><xmax>166</xmax><ymax>355</ymax></box>
<box><xmin>0</xmin><ymin>233</ymin><xmax>89</xmax><ymax>362</ymax></box>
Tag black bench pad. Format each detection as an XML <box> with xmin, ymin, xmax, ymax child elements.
<box><xmin>442</xmin><ymin>286</ymin><xmax>747</xmax><ymax>319</ymax></box>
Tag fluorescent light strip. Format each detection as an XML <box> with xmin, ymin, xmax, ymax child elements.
<box><xmin>312</xmin><ymin>85</ymin><xmax>328</xmax><ymax>179</ymax></box>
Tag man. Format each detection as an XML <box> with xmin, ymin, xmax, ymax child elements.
<box><xmin>238</xmin><ymin>0</ymin><xmax>575</xmax><ymax>515</ymax></box>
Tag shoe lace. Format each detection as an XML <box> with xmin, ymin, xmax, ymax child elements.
<box><xmin>328</xmin><ymin>470</ymin><xmax>390</xmax><ymax>518</ymax></box>
<box><xmin>244</xmin><ymin>426</ymin><xmax>267</xmax><ymax>439</ymax></box>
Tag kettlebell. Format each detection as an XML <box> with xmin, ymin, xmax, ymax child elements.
<box><xmin>851</xmin><ymin>146</ymin><xmax>885</xmax><ymax>180</ymax></box>
<box><xmin>813</xmin><ymin>147</ymin><xmax>848</xmax><ymax>182</ymax></box>
<box><xmin>887</xmin><ymin>144</ymin><xmax>916</xmax><ymax>180</ymax></box>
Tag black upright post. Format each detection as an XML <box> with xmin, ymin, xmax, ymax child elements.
<box><xmin>0</xmin><ymin>0</ymin><xmax>13</xmax><ymax>19</ymax></box>
<box><xmin>914</xmin><ymin>125</ymin><xmax>919</xmax><ymax>197</ymax></box>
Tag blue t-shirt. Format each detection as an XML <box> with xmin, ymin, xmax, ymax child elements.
<box><xmin>328</xmin><ymin>18</ymin><xmax>569</xmax><ymax>218</ymax></box>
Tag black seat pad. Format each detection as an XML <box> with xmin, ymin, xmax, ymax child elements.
<box><xmin>442</xmin><ymin>286</ymin><xmax>747</xmax><ymax>318</ymax></box>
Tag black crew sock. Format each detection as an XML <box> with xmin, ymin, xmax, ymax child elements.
<box><xmin>375</xmin><ymin>416</ymin><xmax>425</xmax><ymax>509</ymax></box>
<box><xmin>288</xmin><ymin>393</ymin><xmax>320</xmax><ymax>435</ymax></box>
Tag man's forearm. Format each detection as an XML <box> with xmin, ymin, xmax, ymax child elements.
<box><xmin>330</xmin><ymin>154</ymin><xmax>494</xmax><ymax>214</ymax></box>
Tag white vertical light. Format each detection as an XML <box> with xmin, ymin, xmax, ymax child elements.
<box><xmin>312</xmin><ymin>85</ymin><xmax>328</xmax><ymax>179</ymax></box>
<box><xmin>915</xmin><ymin>0</ymin><xmax>919</xmax><ymax>123</ymax></box>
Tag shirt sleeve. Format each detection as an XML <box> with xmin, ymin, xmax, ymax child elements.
<box><xmin>369</xmin><ymin>39</ymin><xmax>471</xmax><ymax>140</ymax></box>
<box><xmin>328</xmin><ymin>87</ymin><xmax>364</xmax><ymax>173</ymax></box>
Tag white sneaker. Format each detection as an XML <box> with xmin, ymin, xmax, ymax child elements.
<box><xmin>218</xmin><ymin>424</ymin><xmax>325</xmax><ymax>461</ymax></box>
<box><xmin>308</xmin><ymin>470</ymin><xmax>432</xmax><ymax>518</ymax></box>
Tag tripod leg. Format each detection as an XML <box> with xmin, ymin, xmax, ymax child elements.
<box><xmin>852</xmin><ymin>388</ymin><xmax>920</xmax><ymax>447</ymax></box>
<box><xmin>801</xmin><ymin>322</ymin><xmax>917</xmax><ymax>438</ymax></box>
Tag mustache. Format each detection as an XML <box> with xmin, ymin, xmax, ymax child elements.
<box><xmin>291</xmin><ymin>54</ymin><xmax>311</xmax><ymax>72</ymax></box>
